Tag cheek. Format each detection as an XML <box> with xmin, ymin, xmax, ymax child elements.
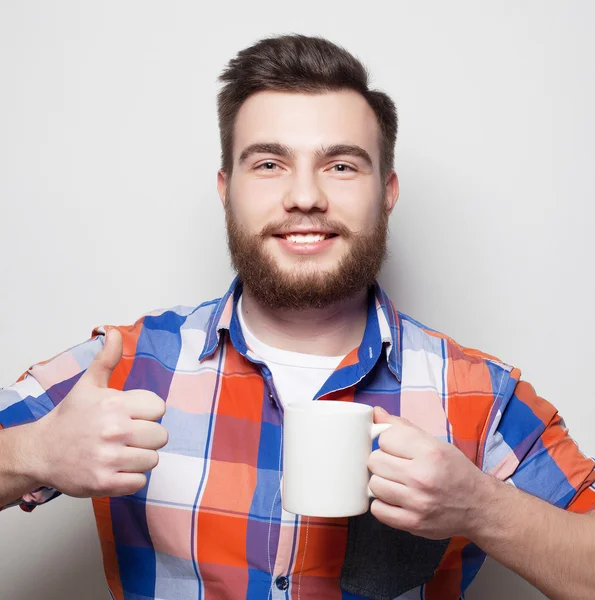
<box><xmin>233</xmin><ymin>172</ymin><xmax>287</xmax><ymax>203</ymax></box>
<box><xmin>324</xmin><ymin>179</ymin><xmax>382</xmax><ymax>224</ymax></box>
<box><xmin>229</xmin><ymin>178</ymin><xmax>281</xmax><ymax>230</ymax></box>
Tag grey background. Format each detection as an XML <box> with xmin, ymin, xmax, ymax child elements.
<box><xmin>1</xmin><ymin>1</ymin><xmax>594</xmax><ymax>598</ymax></box>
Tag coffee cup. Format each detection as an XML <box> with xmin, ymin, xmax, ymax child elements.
<box><xmin>282</xmin><ymin>401</ymin><xmax>391</xmax><ymax>518</ymax></box>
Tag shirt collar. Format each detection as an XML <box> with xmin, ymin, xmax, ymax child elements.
<box><xmin>199</xmin><ymin>276</ymin><xmax>402</xmax><ymax>382</ymax></box>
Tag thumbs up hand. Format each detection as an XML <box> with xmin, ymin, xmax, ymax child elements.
<box><xmin>30</xmin><ymin>329</ymin><xmax>169</xmax><ymax>498</ymax></box>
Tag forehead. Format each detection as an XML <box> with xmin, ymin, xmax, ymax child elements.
<box><xmin>232</xmin><ymin>90</ymin><xmax>381</xmax><ymax>162</ymax></box>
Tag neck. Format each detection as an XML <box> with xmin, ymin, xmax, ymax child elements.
<box><xmin>240</xmin><ymin>285</ymin><xmax>370</xmax><ymax>356</ymax></box>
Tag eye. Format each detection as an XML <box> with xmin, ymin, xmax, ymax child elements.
<box><xmin>331</xmin><ymin>163</ymin><xmax>355</xmax><ymax>173</ymax></box>
<box><xmin>255</xmin><ymin>161</ymin><xmax>280</xmax><ymax>171</ymax></box>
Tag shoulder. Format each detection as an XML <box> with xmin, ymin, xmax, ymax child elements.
<box><xmin>22</xmin><ymin>297</ymin><xmax>221</xmax><ymax>385</ymax></box>
<box><xmin>397</xmin><ymin>310</ymin><xmax>517</xmax><ymax>390</ymax></box>
<box><xmin>0</xmin><ymin>297</ymin><xmax>223</xmax><ymax>424</ymax></box>
<box><xmin>92</xmin><ymin>297</ymin><xmax>224</xmax><ymax>372</ymax></box>
<box><xmin>97</xmin><ymin>297</ymin><xmax>222</xmax><ymax>340</ymax></box>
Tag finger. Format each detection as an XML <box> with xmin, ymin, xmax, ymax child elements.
<box><xmin>370</xmin><ymin>498</ymin><xmax>420</xmax><ymax>534</ymax></box>
<box><xmin>103</xmin><ymin>473</ymin><xmax>148</xmax><ymax>497</ymax></box>
<box><xmin>118</xmin><ymin>448</ymin><xmax>160</xmax><ymax>473</ymax></box>
<box><xmin>368</xmin><ymin>474</ymin><xmax>412</xmax><ymax>508</ymax></box>
<box><xmin>83</xmin><ymin>329</ymin><xmax>123</xmax><ymax>389</ymax></box>
<box><xmin>368</xmin><ymin>449</ymin><xmax>412</xmax><ymax>485</ymax></box>
<box><xmin>121</xmin><ymin>390</ymin><xmax>166</xmax><ymax>421</ymax></box>
<box><xmin>375</xmin><ymin>419</ymin><xmax>435</xmax><ymax>460</ymax></box>
<box><xmin>127</xmin><ymin>420</ymin><xmax>169</xmax><ymax>450</ymax></box>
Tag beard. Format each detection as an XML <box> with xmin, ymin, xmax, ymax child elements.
<box><xmin>224</xmin><ymin>196</ymin><xmax>389</xmax><ymax>311</ymax></box>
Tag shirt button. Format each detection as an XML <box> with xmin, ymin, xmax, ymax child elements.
<box><xmin>275</xmin><ymin>575</ymin><xmax>289</xmax><ymax>590</ymax></box>
<box><xmin>268</xmin><ymin>393</ymin><xmax>275</xmax><ymax>404</ymax></box>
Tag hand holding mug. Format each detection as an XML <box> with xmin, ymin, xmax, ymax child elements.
<box><xmin>368</xmin><ymin>407</ymin><xmax>490</xmax><ymax>540</ymax></box>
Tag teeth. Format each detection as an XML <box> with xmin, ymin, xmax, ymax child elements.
<box><xmin>283</xmin><ymin>233</ymin><xmax>329</xmax><ymax>244</ymax></box>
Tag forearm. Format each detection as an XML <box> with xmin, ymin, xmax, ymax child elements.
<box><xmin>0</xmin><ymin>423</ymin><xmax>43</xmax><ymax>509</ymax></box>
<box><xmin>467</xmin><ymin>474</ymin><xmax>595</xmax><ymax>600</ymax></box>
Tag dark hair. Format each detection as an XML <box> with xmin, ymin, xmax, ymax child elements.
<box><xmin>217</xmin><ymin>34</ymin><xmax>398</xmax><ymax>179</ymax></box>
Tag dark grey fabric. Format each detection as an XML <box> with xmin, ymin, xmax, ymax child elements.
<box><xmin>340</xmin><ymin>509</ymin><xmax>450</xmax><ymax>600</ymax></box>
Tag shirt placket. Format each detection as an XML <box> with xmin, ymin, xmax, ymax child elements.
<box><xmin>262</xmin><ymin>376</ymin><xmax>299</xmax><ymax>598</ymax></box>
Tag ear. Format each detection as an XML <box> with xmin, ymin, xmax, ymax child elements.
<box><xmin>384</xmin><ymin>170</ymin><xmax>399</xmax><ymax>214</ymax></box>
<box><xmin>217</xmin><ymin>169</ymin><xmax>228</xmax><ymax>207</ymax></box>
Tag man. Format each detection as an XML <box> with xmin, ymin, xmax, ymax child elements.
<box><xmin>0</xmin><ymin>34</ymin><xmax>594</xmax><ymax>600</ymax></box>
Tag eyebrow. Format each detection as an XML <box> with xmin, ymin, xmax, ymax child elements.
<box><xmin>317</xmin><ymin>144</ymin><xmax>373</xmax><ymax>168</ymax></box>
<box><xmin>238</xmin><ymin>142</ymin><xmax>373</xmax><ymax>168</ymax></box>
<box><xmin>238</xmin><ymin>143</ymin><xmax>294</xmax><ymax>163</ymax></box>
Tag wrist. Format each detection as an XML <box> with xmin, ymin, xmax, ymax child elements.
<box><xmin>462</xmin><ymin>470</ymin><xmax>507</xmax><ymax>541</ymax></box>
<box><xmin>7</xmin><ymin>421</ymin><xmax>47</xmax><ymax>490</ymax></box>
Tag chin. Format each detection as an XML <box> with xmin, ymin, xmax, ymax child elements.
<box><xmin>275</xmin><ymin>258</ymin><xmax>337</xmax><ymax>277</ymax></box>
<box><xmin>273</xmin><ymin>248</ymin><xmax>343</xmax><ymax>268</ymax></box>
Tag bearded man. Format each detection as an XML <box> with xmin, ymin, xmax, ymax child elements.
<box><xmin>1</xmin><ymin>34</ymin><xmax>594</xmax><ymax>600</ymax></box>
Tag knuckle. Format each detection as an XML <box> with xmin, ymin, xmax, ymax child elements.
<box><xmin>99</xmin><ymin>393</ymin><xmax>121</xmax><ymax>413</ymax></box>
<box><xmin>94</xmin><ymin>445</ymin><xmax>118</xmax><ymax>468</ymax></box>
<box><xmin>408</xmin><ymin>513</ymin><xmax>423</xmax><ymax>530</ymax></box>
<box><xmin>378</xmin><ymin>435</ymin><xmax>390</xmax><ymax>452</ymax></box>
<box><xmin>159</xmin><ymin>426</ymin><xmax>169</xmax><ymax>447</ymax></box>
<box><xmin>154</xmin><ymin>397</ymin><xmax>167</xmax><ymax>417</ymax></box>
<box><xmin>118</xmin><ymin>477</ymin><xmax>146</xmax><ymax>497</ymax></box>
<box><xmin>417</xmin><ymin>494</ymin><xmax>434</xmax><ymax>515</ymax></box>
<box><xmin>411</xmin><ymin>466</ymin><xmax>427</xmax><ymax>487</ymax></box>
<box><xmin>427</xmin><ymin>444</ymin><xmax>445</xmax><ymax>462</ymax></box>
<box><xmin>93</xmin><ymin>471</ymin><xmax>115</xmax><ymax>496</ymax></box>
<box><xmin>369</xmin><ymin>474</ymin><xmax>381</xmax><ymax>492</ymax></box>
<box><xmin>415</xmin><ymin>470</ymin><xmax>436</xmax><ymax>490</ymax></box>
<box><xmin>100</xmin><ymin>419</ymin><xmax>125</xmax><ymax>443</ymax></box>
<box><xmin>140</xmin><ymin>392</ymin><xmax>166</xmax><ymax>418</ymax></box>
<box><xmin>370</xmin><ymin>498</ymin><xmax>384</xmax><ymax>520</ymax></box>
<box><xmin>149</xmin><ymin>451</ymin><xmax>160</xmax><ymax>470</ymax></box>
<box><xmin>367</xmin><ymin>450</ymin><xmax>380</xmax><ymax>470</ymax></box>
<box><xmin>134</xmin><ymin>474</ymin><xmax>148</xmax><ymax>492</ymax></box>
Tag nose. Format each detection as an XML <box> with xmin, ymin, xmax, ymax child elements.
<box><xmin>282</xmin><ymin>170</ymin><xmax>328</xmax><ymax>213</ymax></box>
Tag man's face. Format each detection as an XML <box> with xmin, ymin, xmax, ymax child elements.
<box><xmin>218</xmin><ymin>90</ymin><xmax>399</xmax><ymax>309</ymax></box>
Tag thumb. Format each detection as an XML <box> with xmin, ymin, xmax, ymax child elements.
<box><xmin>374</xmin><ymin>406</ymin><xmax>414</xmax><ymax>429</ymax></box>
<box><xmin>83</xmin><ymin>328</ymin><xmax>123</xmax><ymax>388</ymax></box>
<box><xmin>373</xmin><ymin>405</ymin><xmax>398</xmax><ymax>424</ymax></box>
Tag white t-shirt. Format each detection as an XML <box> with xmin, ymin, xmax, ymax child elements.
<box><xmin>237</xmin><ymin>296</ymin><xmax>346</xmax><ymax>407</ymax></box>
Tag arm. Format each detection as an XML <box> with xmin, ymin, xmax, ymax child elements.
<box><xmin>468</xmin><ymin>474</ymin><xmax>595</xmax><ymax>599</ymax></box>
<box><xmin>0</xmin><ymin>422</ymin><xmax>44</xmax><ymax>508</ymax></box>
<box><xmin>369</xmin><ymin>396</ymin><xmax>595</xmax><ymax>600</ymax></box>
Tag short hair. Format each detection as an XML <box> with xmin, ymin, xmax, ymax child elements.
<box><xmin>217</xmin><ymin>34</ymin><xmax>398</xmax><ymax>179</ymax></box>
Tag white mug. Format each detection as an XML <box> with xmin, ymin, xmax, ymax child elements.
<box><xmin>282</xmin><ymin>401</ymin><xmax>391</xmax><ymax>518</ymax></box>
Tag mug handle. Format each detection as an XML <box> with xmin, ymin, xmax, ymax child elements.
<box><xmin>367</xmin><ymin>423</ymin><xmax>392</xmax><ymax>499</ymax></box>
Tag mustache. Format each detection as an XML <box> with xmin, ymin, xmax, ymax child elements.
<box><xmin>260</xmin><ymin>216</ymin><xmax>352</xmax><ymax>238</ymax></box>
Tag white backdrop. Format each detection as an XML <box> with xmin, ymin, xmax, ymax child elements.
<box><xmin>1</xmin><ymin>1</ymin><xmax>593</xmax><ymax>598</ymax></box>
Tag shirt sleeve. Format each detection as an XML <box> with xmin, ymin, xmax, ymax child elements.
<box><xmin>481</xmin><ymin>367</ymin><xmax>595</xmax><ymax>513</ymax></box>
<box><xmin>0</xmin><ymin>328</ymin><xmax>108</xmax><ymax>512</ymax></box>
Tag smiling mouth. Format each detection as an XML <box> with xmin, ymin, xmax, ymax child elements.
<box><xmin>273</xmin><ymin>233</ymin><xmax>338</xmax><ymax>244</ymax></box>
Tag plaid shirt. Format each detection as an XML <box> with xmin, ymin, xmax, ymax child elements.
<box><xmin>1</xmin><ymin>277</ymin><xmax>594</xmax><ymax>600</ymax></box>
